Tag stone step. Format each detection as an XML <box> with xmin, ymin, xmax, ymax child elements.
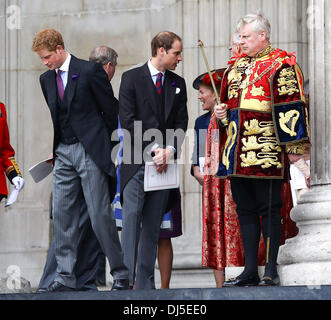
<box><xmin>0</xmin><ymin>285</ymin><xmax>330</xmax><ymax>300</ymax></box>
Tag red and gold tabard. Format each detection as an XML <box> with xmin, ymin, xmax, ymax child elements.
<box><xmin>0</xmin><ymin>102</ymin><xmax>22</xmax><ymax>197</ymax></box>
<box><xmin>216</xmin><ymin>45</ymin><xmax>309</xmax><ymax>179</ymax></box>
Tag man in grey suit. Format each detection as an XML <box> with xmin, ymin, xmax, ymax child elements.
<box><xmin>32</xmin><ymin>29</ymin><xmax>129</xmax><ymax>292</ymax></box>
<box><xmin>119</xmin><ymin>31</ymin><xmax>188</xmax><ymax>289</ymax></box>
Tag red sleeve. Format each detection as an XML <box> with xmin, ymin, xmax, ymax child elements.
<box><xmin>0</xmin><ymin>103</ymin><xmax>20</xmax><ymax>181</ymax></box>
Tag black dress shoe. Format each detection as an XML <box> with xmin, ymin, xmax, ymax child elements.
<box><xmin>48</xmin><ymin>281</ymin><xmax>75</xmax><ymax>292</ymax></box>
<box><xmin>111</xmin><ymin>279</ymin><xmax>130</xmax><ymax>291</ymax></box>
<box><xmin>223</xmin><ymin>274</ymin><xmax>260</xmax><ymax>287</ymax></box>
<box><xmin>259</xmin><ymin>275</ymin><xmax>280</xmax><ymax>286</ymax></box>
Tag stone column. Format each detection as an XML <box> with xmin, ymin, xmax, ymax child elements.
<box><xmin>0</xmin><ymin>0</ymin><xmax>52</xmax><ymax>290</ymax></box>
<box><xmin>278</xmin><ymin>0</ymin><xmax>331</xmax><ymax>286</ymax></box>
<box><xmin>0</xmin><ymin>0</ymin><xmax>53</xmax><ymax>290</ymax></box>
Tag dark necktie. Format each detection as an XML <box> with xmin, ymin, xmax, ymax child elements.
<box><xmin>155</xmin><ymin>72</ymin><xmax>163</xmax><ymax>95</ymax></box>
<box><xmin>56</xmin><ymin>70</ymin><xmax>64</xmax><ymax>100</ymax></box>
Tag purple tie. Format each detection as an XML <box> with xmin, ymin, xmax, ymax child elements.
<box><xmin>56</xmin><ymin>70</ymin><xmax>64</xmax><ymax>100</ymax></box>
<box><xmin>155</xmin><ymin>72</ymin><xmax>163</xmax><ymax>95</ymax></box>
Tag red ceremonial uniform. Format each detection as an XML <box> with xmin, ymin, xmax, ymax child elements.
<box><xmin>0</xmin><ymin>102</ymin><xmax>21</xmax><ymax>200</ymax></box>
<box><xmin>201</xmin><ymin>47</ymin><xmax>308</xmax><ymax>272</ymax></box>
<box><xmin>216</xmin><ymin>45</ymin><xmax>309</xmax><ymax>179</ymax></box>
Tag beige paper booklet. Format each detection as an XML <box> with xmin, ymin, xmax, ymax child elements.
<box><xmin>144</xmin><ymin>162</ymin><xmax>179</xmax><ymax>192</ymax></box>
<box><xmin>29</xmin><ymin>158</ymin><xmax>53</xmax><ymax>183</ymax></box>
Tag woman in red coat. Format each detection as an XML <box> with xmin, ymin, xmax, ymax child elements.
<box><xmin>0</xmin><ymin>102</ymin><xmax>24</xmax><ymax>202</ymax></box>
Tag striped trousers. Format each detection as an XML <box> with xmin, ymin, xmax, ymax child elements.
<box><xmin>52</xmin><ymin>142</ymin><xmax>128</xmax><ymax>288</ymax></box>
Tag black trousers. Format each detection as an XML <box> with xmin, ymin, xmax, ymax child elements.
<box><xmin>230</xmin><ymin>177</ymin><xmax>283</xmax><ymax>276</ymax></box>
<box><xmin>230</xmin><ymin>177</ymin><xmax>282</xmax><ymax>224</ymax></box>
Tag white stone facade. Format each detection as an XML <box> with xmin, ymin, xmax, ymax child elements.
<box><xmin>278</xmin><ymin>0</ymin><xmax>331</xmax><ymax>286</ymax></box>
<box><xmin>0</xmin><ymin>0</ymin><xmax>310</xmax><ymax>289</ymax></box>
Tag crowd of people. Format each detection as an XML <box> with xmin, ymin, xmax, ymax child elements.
<box><xmin>0</xmin><ymin>11</ymin><xmax>310</xmax><ymax>292</ymax></box>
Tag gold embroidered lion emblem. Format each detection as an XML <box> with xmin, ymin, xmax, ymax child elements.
<box><xmin>243</xmin><ymin>119</ymin><xmax>273</xmax><ymax>136</ymax></box>
<box><xmin>240</xmin><ymin>151</ymin><xmax>282</xmax><ymax>169</ymax></box>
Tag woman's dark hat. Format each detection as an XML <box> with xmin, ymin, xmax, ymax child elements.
<box><xmin>192</xmin><ymin>68</ymin><xmax>226</xmax><ymax>90</ymax></box>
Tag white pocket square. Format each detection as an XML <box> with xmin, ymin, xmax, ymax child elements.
<box><xmin>175</xmin><ymin>87</ymin><xmax>181</xmax><ymax>94</ymax></box>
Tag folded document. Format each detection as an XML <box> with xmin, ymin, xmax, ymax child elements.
<box><xmin>29</xmin><ymin>158</ymin><xmax>53</xmax><ymax>183</ymax></box>
<box><xmin>144</xmin><ymin>162</ymin><xmax>179</xmax><ymax>192</ymax></box>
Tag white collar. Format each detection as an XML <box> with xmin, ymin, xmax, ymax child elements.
<box><xmin>147</xmin><ymin>59</ymin><xmax>165</xmax><ymax>77</ymax></box>
<box><xmin>56</xmin><ymin>52</ymin><xmax>71</xmax><ymax>73</ymax></box>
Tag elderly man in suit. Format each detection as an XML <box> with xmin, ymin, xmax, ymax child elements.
<box><xmin>119</xmin><ymin>31</ymin><xmax>188</xmax><ymax>290</ymax></box>
<box><xmin>32</xmin><ymin>29</ymin><xmax>129</xmax><ymax>292</ymax></box>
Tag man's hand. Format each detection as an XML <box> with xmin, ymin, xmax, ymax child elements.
<box><xmin>289</xmin><ymin>155</ymin><xmax>311</xmax><ymax>188</ymax></box>
<box><xmin>46</xmin><ymin>152</ymin><xmax>54</xmax><ymax>166</ymax></box>
<box><xmin>152</xmin><ymin>147</ymin><xmax>174</xmax><ymax>174</ymax></box>
<box><xmin>152</xmin><ymin>147</ymin><xmax>174</xmax><ymax>165</ymax></box>
<box><xmin>12</xmin><ymin>176</ymin><xmax>24</xmax><ymax>191</ymax></box>
<box><xmin>155</xmin><ymin>163</ymin><xmax>168</xmax><ymax>174</ymax></box>
<box><xmin>214</xmin><ymin>103</ymin><xmax>228</xmax><ymax>120</ymax></box>
<box><xmin>192</xmin><ymin>165</ymin><xmax>204</xmax><ymax>186</ymax></box>
<box><xmin>287</xmin><ymin>154</ymin><xmax>303</xmax><ymax>164</ymax></box>
<box><xmin>305</xmin><ymin>175</ymin><xmax>311</xmax><ymax>188</ymax></box>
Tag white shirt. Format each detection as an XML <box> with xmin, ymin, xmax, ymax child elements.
<box><xmin>147</xmin><ymin>60</ymin><xmax>176</xmax><ymax>154</ymax></box>
<box><xmin>147</xmin><ymin>59</ymin><xmax>165</xmax><ymax>86</ymax></box>
<box><xmin>56</xmin><ymin>52</ymin><xmax>71</xmax><ymax>90</ymax></box>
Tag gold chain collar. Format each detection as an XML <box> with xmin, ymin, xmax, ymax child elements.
<box><xmin>236</xmin><ymin>44</ymin><xmax>279</xmax><ymax>90</ymax></box>
<box><xmin>253</xmin><ymin>44</ymin><xmax>275</xmax><ymax>60</ymax></box>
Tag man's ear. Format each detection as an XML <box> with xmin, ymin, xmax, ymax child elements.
<box><xmin>55</xmin><ymin>45</ymin><xmax>64</xmax><ymax>54</ymax></box>
<box><xmin>158</xmin><ymin>46</ymin><xmax>166</xmax><ymax>56</ymax></box>
<box><xmin>103</xmin><ymin>62</ymin><xmax>111</xmax><ymax>74</ymax></box>
<box><xmin>259</xmin><ymin>30</ymin><xmax>267</xmax><ymax>41</ymax></box>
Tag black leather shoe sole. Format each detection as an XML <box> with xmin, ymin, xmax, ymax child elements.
<box><xmin>111</xmin><ymin>279</ymin><xmax>130</xmax><ymax>291</ymax></box>
<box><xmin>223</xmin><ymin>275</ymin><xmax>260</xmax><ymax>287</ymax></box>
<box><xmin>259</xmin><ymin>276</ymin><xmax>280</xmax><ymax>286</ymax></box>
<box><xmin>36</xmin><ymin>288</ymin><xmax>48</xmax><ymax>293</ymax></box>
<box><xmin>48</xmin><ymin>281</ymin><xmax>75</xmax><ymax>292</ymax></box>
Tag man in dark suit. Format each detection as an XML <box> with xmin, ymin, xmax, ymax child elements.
<box><xmin>119</xmin><ymin>31</ymin><xmax>188</xmax><ymax>290</ymax></box>
<box><xmin>32</xmin><ymin>29</ymin><xmax>129</xmax><ymax>292</ymax></box>
<box><xmin>36</xmin><ymin>45</ymin><xmax>119</xmax><ymax>292</ymax></box>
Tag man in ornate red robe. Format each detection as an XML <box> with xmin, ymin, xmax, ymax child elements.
<box><xmin>214</xmin><ymin>13</ymin><xmax>309</xmax><ymax>286</ymax></box>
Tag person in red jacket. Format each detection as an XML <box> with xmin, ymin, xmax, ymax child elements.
<box><xmin>0</xmin><ymin>102</ymin><xmax>24</xmax><ymax>203</ymax></box>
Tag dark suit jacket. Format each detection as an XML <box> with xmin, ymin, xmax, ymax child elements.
<box><xmin>39</xmin><ymin>55</ymin><xmax>118</xmax><ymax>181</ymax></box>
<box><xmin>119</xmin><ymin>62</ymin><xmax>188</xmax><ymax>195</ymax></box>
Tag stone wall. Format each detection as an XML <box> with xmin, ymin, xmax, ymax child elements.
<box><xmin>278</xmin><ymin>0</ymin><xmax>331</xmax><ymax>286</ymax></box>
<box><xmin>0</xmin><ymin>0</ymin><xmax>308</xmax><ymax>289</ymax></box>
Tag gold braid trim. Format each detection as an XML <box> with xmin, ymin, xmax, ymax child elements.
<box><xmin>5</xmin><ymin>167</ymin><xmax>15</xmax><ymax>176</ymax></box>
<box><xmin>285</xmin><ymin>142</ymin><xmax>306</xmax><ymax>155</ymax></box>
<box><xmin>254</xmin><ymin>44</ymin><xmax>275</xmax><ymax>58</ymax></box>
<box><xmin>6</xmin><ymin>157</ymin><xmax>22</xmax><ymax>176</ymax></box>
